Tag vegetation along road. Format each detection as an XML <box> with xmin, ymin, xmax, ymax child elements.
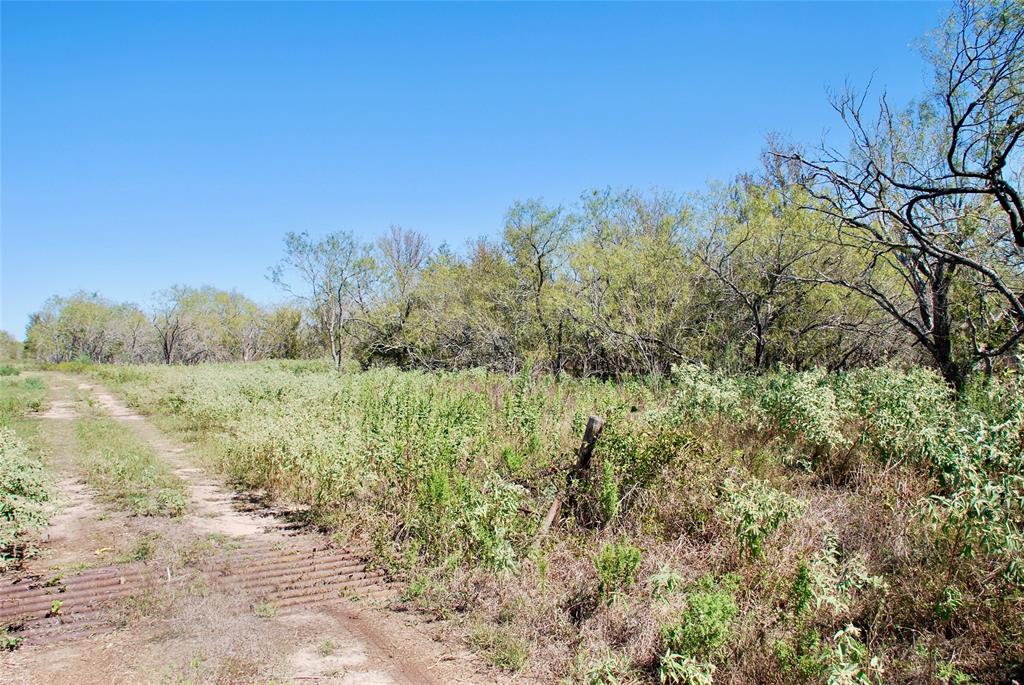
<box><xmin>5</xmin><ymin>359</ymin><xmax>1023</xmax><ymax>683</ymax></box>
<box><xmin>0</xmin><ymin>371</ymin><xmax>484</xmax><ymax>684</ymax></box>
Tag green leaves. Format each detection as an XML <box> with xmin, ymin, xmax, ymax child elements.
<box><xmin>0</xmin><ymin>427</ymin><xmax>51</xmax><ymax>567</ymax></box>
<box><xmin>718</xmin><ymin>477</ymin><xmax>805</xmax><ymax>559</ymax></box>
<box><xmin>594</xmin><ymin>540</ymin><xmax>643</xmax><ymax>604</ymax></box>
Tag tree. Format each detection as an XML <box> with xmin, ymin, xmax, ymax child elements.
<box><xmin>152</xmin><ymin>286</ymin><xmax>198</xmax><ymax>364</ymax></box>
<box><xmin>695</xmin><ymin>178</ymin><xmax>892</xmax><ymax>371</ymax></box>
<box><xmin>26</xmin><ymin>292</ymin><xmax>149</xmax><ymax>363</ymax></box>
<box><xmin>569</xmin><ymin>189</ymin><xmax>696</xmax><ymax>377</ymax></box>
<box><xmin>0</xmin><ymin>332</ymin><xmax>21</xmax><ymax>361</ymax></box>
<box><xmin>503</xmin><ymin>200</ymin><xmax>572</xmax><ymax>374</ymax></box>
<box><xmin>777</xmin><ymin>0</ymin><xmax>1024</xmax><ymax>389</ymax></box>
<box><xmin>271</xmin><ymin>231</ymin><xmax>374</xmax><ymax>370</ymax></box>
<box><xmin>357</xmin><ymin>226</ymin><xmax>431</xmax><ymax>367</ymax></box>
<box><xmin>262</xmin><ymin>304</ymin><xmax>305</xmax><ymax>360</ymax></box>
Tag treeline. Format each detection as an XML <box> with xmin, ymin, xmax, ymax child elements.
<box><xmin>267</xmin><ymin>182</ymin><xmax>902</xmax><ymax>377</ymax></box>
<box><xmin>21</xmin><ymin>180</ymin><xmax>897</xmax><ymax>375</ymax></box>
<box><xmin>25</xmin><ymin>287</ymin><xmax>310</xmax><ymax>366</ymax></box>
<box><xmin>22</xmin><ymin>0</ymin><xmax>1024</xmax><ymax>389</ymax></box>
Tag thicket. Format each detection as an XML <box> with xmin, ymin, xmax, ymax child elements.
<box><xmin>94</xmin><ymin>361</ymin><xmax>1024</xmax><ymax>683</ymax></box>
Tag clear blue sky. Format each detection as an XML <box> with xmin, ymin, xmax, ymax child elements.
<box><xmin>2</xmin><ymin>1</ymin><xmax>945</xmax><ymax>338</ymax></box>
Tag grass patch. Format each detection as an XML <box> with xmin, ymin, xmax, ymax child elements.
<box><xmin>73</xmin><ymin>415</ymin><xmax>187</xmax><ymax>516</ymax></box>
<box><xmin>468</xmin><ymin>623</ymin><xmax>529</xmax><ymax>672</ymax></box>
<box><xmin>0</xmin><ymin>375</ymin><xmax>46</xmax><ymax>424</ymax></box>
<box><xmin>118</xmin><ymin>533</ymin><xmax>160</xmax><ymax>563</ymax></box>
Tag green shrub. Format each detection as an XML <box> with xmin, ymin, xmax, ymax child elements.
<box><xmin>0</xmin><ymin>365</ymin><xmax>19</xmax><ymax>377</ymax></box>
<box><xmin>468</xmin><ymin>624</ymin><xmax>528</xmax><ymax>672</ymax></box>
<box><xmin>826</xmin><ymin>625</ymin><xmax>883</xmax><ymax>685</ymax></box>
<box><xmin>926</xmin><ymin>372</ymin><xmax>1024</xmax><ymax>587</ymax></box>
<box><xmin>775</xmin><ymin>626</ymin><xmax>829</xmax><ymax>682</ymax></box>
<box><xmin>660</xmin><ymin>575</ymin><xmax>739</xmax><ymax>661</ymax></box>
<box><xmin>48</xmin><ymin>358</ymin><xmax>94</xmax><ymax>373</ymax></box>
<box><xmin>761</xmin><ymin>369</ymin><xmax>846</xmax><ymax>451</ymax></box>
<box><xmin>835</xmin><ymin>367</ymin><xmax>952</xmax><ymax>464</ymax></box>
<box><xmin>594</xmin><ymin>421</ymin><xmax>685</xmax><ymax>519</ymax></box>
<box><xmin>718</xmin><ymin>477</ymin><xmax>805</xmax><ymax>558</ymax></box>
<box><xmin>658</xmin><ymin>653</ymin><xmax>715</xmax><ymax>685</ymax></box>
<box><xmin>934</xmin><ymin>585</ymin><xmax>964</xmax><ymax>622</ymax></box>
<box><xmin>581</xmin><ymin>649</ymin><xmax>632</xmax><ymax>685</ymax></box>
<box><xmin>1</xmin><ymin>626</ymin><xmax>22</xmax><ymax>651</ymax></box>
<box><xmin>595</xmin><ymin>540</ymin><xmax>643</xmax><ymax>603</ymax></box>
<box><xmin>0</xmin><ymin>427</ymin><xmax>51</xmax><ymax>567</ymax></box>
<box><xmin>649</xmin><ymin>565</ymin><xmax>686</xmax><ymax>602</ymax></box>
<box><xmin>669</xmin><ymin>364</ymin><xmax>747</xmax><ymax>424</ymax></box>
<box><xmin>788</xmin><ymin>561</ymin><xmax>813</xmax><ymax>616</ymax></box>
<box><xmin>598</xmin><ymin>459</ymin><xmax>620</xmax><ymax>523</ymax></box>
<box><xmin>0</xmin><ymin>376</ymin><xmax>46</xmax><ymax>424</ymax></box>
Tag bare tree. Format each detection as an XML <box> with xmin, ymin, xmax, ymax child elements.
<box><xmin>152</xmin><ymin>286</ymin><xmax>195</xmax><ymax>364</ymax></box>
<box><xmin>777</xmin><ymin>0</ymin><xmax>1024</xmax><ymax>389</ymax></box>
<box><xmin>360</xmin><ymin>226</ymin><xmax>431</xmax><ymax>366</ymax></box>
<box><xmin>271</xmin><ymin>231</ymin><xmax>373</xmax><ymax>370</ymax></box>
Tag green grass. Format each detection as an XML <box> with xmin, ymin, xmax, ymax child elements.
<box><xmin>73</xmin><ymin>415</ymin><xmax>188</xmax><ymax>516</ymax></box>
<box><xmin>0</xmin><ymin>375</ymin><xmax>46</xmax><ymax>426</ymax></box>
<box><xmin>252</xmin><ymin>601</ymin><xmax>277</xmax><ymax>618</ymax></box>
<box><xmin>468</xmin><ymin>623</ymin><xmax>529</xmax><ymax>673</ymax></box>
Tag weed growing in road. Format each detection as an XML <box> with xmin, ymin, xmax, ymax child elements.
<box><xmin>0</xmin><ymin>626</ymin><xmax>22</xmax><ymax>651</ymax></box>
<box><xmin>252</xmin><ymin>601</ymin><xmax>277</xmax><ymax>618</ymax></box>
<box><xmin>122</xmin><ymin>533</ymin><xmax>159</xmax><ymax>562</ymax></box>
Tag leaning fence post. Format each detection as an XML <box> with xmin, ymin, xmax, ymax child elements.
<box><xmin>537</xmin><ymin>415</ymin><xmax>605</xmax><ymax>538</ymax></box>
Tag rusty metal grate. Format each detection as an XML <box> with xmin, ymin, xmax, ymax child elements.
<box><xmin>0</xmin><ymin>542</ymin><xmax>392</xmax><ymax>647</ymax></box>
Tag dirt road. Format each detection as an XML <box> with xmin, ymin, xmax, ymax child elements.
<box><xmin>1</xmin><ymin>375</ymin><xmax>483</xmax><ymax>684</ymax></box>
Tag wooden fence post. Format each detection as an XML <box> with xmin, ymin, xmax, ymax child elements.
<box><xmin>537</xmin><ymin>415</ymin><xmax>605</xmax><ymax>537</ymax></box>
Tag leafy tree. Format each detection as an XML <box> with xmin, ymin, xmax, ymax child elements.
<box><xmin>569</xmin><ymin>189</ymin><xmax>696</xmax><ymax>377</ymax></box>
<box><xmin>502</xmin><ymin>200</ymin><xmax>572</xmax><ymax>375</ymax></box>
<box><xmin>0</xmin><ymin>333</ymin><xmax>21</xmax><ymax>361</ymax></box>
<box><xmin>27</xmin><ymin>292</ymin><xmax>149</xmax><ymax>363</ymax></box>
<box><xmin>358</xmin><ymin>226</ymin><xmax>431</xmax><ymax>367</ymax></box>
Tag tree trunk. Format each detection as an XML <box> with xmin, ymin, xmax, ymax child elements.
<box><xmin>931</xmin><ymin>277</ymin><xmax>968</xmax><ymax>392</ymax></box>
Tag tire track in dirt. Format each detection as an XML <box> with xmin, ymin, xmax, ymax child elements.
<box><xmin>1</xmin><ymin>374</ymin><xmax>484</xmax><ymax>685</ymax></box>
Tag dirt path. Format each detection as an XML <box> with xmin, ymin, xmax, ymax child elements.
<box><xmin>1</xmin><ymin>375</ymin><xmax>483</xmax><ymax>685</ymax></box>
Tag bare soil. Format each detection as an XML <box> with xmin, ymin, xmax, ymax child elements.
<box><xmin>1</xmin><ymin>374</ymin><xmax>489</xmax><ymax>685</ymax></box>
